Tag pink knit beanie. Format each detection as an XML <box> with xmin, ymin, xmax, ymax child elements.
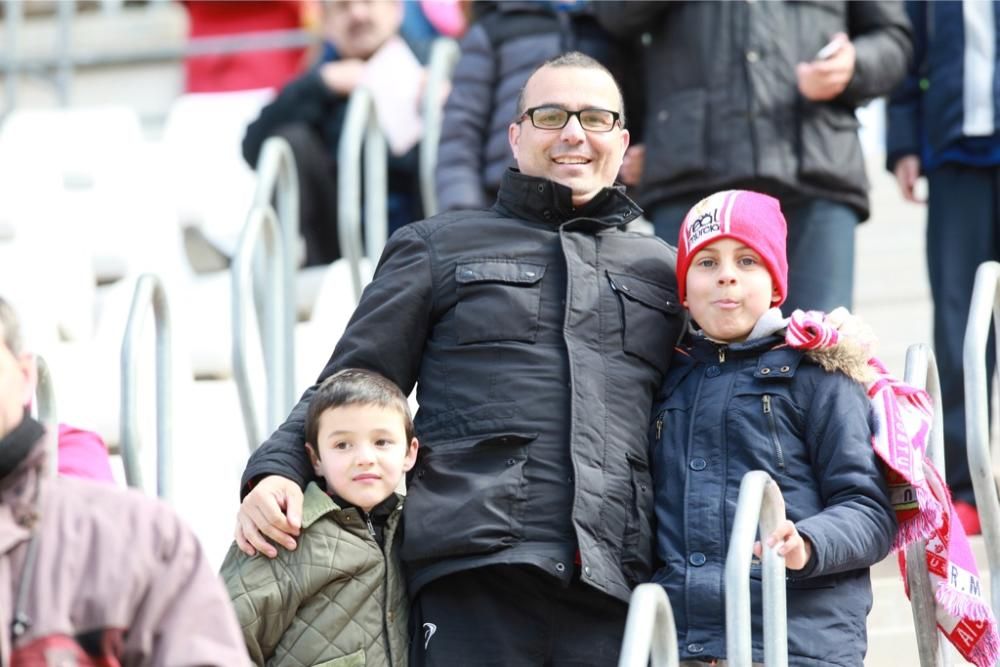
<box><xmin>675</xmin><ymin>190</ymin><xmax>789</xmax><ymax>307</ymax></box>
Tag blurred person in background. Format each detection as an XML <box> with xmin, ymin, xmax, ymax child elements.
<box><xmin>0</xmin><ymin>296</ymin><xmax>249</xmax><ymax>666</ymax></box>
<box><xmin>594</xmin><ymin>1</ymin><xmax>912</xmax><ymax>314</ymax></box>
<box><xmin>886</xmin><ymin>0</ymin><xmax>1000</xmax><ymax>535</ymax></box>
<box><xmin>242</xmin><ymin>0</ymin><xmax>431</xmax><ymax>267</ymax></box>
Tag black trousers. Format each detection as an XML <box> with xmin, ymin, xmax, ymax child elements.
<box><xmin>411</xmin><ymin>565</ymin><xmax>628</xmax><ymax>667</ymax></box>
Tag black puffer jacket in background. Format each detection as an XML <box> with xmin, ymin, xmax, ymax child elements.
<box><xmin>242</xmin><ymin>169</ymin><xmax>684</xmax><ymax>604</ymax></box>
<box><xmin>435</xmin><ymin>2</ymin><xmax>644</xmax><ymax>212</ymax></box>
<box><xmin>594</xmin><ymin>1</ymin><xmax>912</xmax><ymax>220</ymax></box>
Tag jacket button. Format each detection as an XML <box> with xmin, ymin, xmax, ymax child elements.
<box><xmin>780</xmin><ymin>365</ymin><xmax>790</xmax><ymax>372</ymax></box>
<box><xmin>505</xmin><ymin>458</ymin><xmax>516</xmax><ymax>466</ymax></box>
<box><xmin>537</xmin><ymin>184</ymin><xmax>545</xmax><ymax>193</ymax></box>
<box><xmin>760</xmin><ymin>367</ymin><xmax>771</xmax><ymax>374</ymax></box>
<box><xmin>687</xmin><ymin>643</ymin><xmax>704</xmax><ymax>654</ymax></box>
<box><xmin>706</xmin><ymin>366</ymin><xmax>721</xmax><ymax>378</ymax></box>
<box><xmin>583</xmin><ymin>565</ymin><xmax>591</xmax><ymax>577</ymax></box>
<box><xmin>555</xmin><ymin>562</ymin><xmax>566</xmax><ymax>572</ymax></box>
<box><xmin>689</xmin><ymin>552</ymin><xmax>706</xmax><ymax>566</ymax></box>
<box><xmin>746</xmin><ymin>50</ymin><xmax>759</xmax><ymax>63</ymax></box>
<box><xmin>689</xmin><ymin>457</ymin><xmax>707</xmax><ymax>471</ymax></box>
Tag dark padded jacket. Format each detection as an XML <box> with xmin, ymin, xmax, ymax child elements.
<box><xmin>651</xmin><ymin>333</ymin><xmax>896</xmax><ymax>666</ymax></box>
<box><xmin>242</xmin><ymin>169</ymin><xmax>684</xmax><ymax>603</ymax></box>
<box><xmin>594</xmin><ymin>1</ymin><xmax>912</xmax><ymax>220</ymax></box>
<box><xmin>435</xmin><ymin>2</ymin><xmax>643</xmax><ymax>212</ymax></box>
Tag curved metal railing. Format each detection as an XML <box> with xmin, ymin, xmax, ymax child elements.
<box><xmin>337</xmin><ymin>86</ymin><xmax>387</xmax><ymax>303</ymax></box>
<box><xmin>252</xmin><ymin>135</ymin><xmax>298</xmax><ymax>413</ymax></box>
<box><xmin>902</xmin><ymin>343</ymin><xmax>946</xmax><ymax>667</ymax></box>
<box><xmin>232</xmin><ymin>204</ymin><xmax>288</xmax><ymax>451</ymax></box>
<box><xmin>34</xmin><ymin>353</ymin><xmax>58</xmax><ymax>477</ymax></box>
<box><xmin>725</xmin><ymin>470</ymin><xmax>788</xmax><ymax>667</ymax></box>
<box><xmin>419</xmin><ymin>37</ymin><xmax>461</xmax><ymax>218</ymax></box>
<box><xmin>964</xmin><ymin>260</ymin><xmax>1000</xmax><ymax>617</ymax></box>
<box><xmin>617</xmin><ymin>583</ymin><xmax>679</xmax><ymax>667</ymax></box>
<box><xmin>120</xmin><ymin>273</ymin><xmax>173</xmax><ymax>499</ymax></box>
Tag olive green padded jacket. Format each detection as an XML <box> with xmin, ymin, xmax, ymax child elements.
<box><xmin>221</xmin><ymin>482</ymin><xmax>408</xmax><ymax>667</ymax></box>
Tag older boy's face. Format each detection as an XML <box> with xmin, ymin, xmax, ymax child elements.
<box><xmin>684</xmin><ymin>238</ymin><xmax>780</xmax><ymax>343</ymax></box>
<box><xmin>308</xmin><ymin>403</ymin><xmax>416</xmax><ymax>513</ymax></box>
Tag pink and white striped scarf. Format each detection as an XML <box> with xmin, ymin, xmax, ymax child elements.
<box><xmin>786</xmin><ymin>309</ymin><xmax>999</xmax><ymax>667</ymax></box>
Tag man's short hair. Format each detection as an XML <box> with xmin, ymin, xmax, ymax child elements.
<box><xmin>305</xmin><ymin>368</ymin><xmax>414</xmax><ymax>447</ymax></box>
<box><xmin>515</xmin><ymin>51</ymin><xmax>627</xmax><ymax>127</ymax></box>
<box><xmin>0</xmin><ymin>296</ymin><xmax>22</xmax><ymax>355</ymax></box>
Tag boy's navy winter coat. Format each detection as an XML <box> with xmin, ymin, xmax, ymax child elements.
<box><xmin>651</xmin><ymin>333</ymin><xmax>897</xmax><ymax>666</ymax></box>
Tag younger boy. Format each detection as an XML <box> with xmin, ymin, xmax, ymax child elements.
<box><xmin>651</xmin><ymin>190</ymin><xmax>897</xmax><ymax>666</ymax></box>
<box><xmin>221</xmin><ymin>369</ymin><xmax>418</xmax><ymax>666</ymax></box>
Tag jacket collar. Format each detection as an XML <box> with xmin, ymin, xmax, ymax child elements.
<box><xmin>300</xmin><ymin>481</ymin><xmax>402</xmax><ymax>529</ymax></box>
<box><xmin>494</xmin><ymin>169</ymin><xmax>642</xmax><ymax>231</ymax></box>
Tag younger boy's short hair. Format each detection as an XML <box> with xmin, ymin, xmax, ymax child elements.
<box><xmin>305</xmin><ymin>369</ymin><xmax>414</xmax><ymax>447</ymax></box>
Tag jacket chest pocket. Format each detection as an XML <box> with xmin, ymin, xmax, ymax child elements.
<box><xmin>608</xmin><ymin>271</ymin><xmax>681</xmax><ymax>373</ymax></box>
<box><xmin>455</xmin><ymin>261</ymin><xmax>546</xmax><ymax>344</ymax></box>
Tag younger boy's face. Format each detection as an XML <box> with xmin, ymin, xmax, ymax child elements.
<box><xmin>308</xmin><ymin>403</ymin><xmax>417</xmax><ymax>513</ymax></box>
<box><xmin>684</xmin><ymin>238</ymin><xmax>780</xmax><ymax>343</ymax></box>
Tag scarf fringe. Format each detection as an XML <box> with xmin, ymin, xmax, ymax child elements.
<box><xmin>936</xmin><ymin>586</ymin><xmax>997</xmax><ymax>623</ymax></box>
<box><xmin>967</xmin><ymin>627</ymin><xmax>1000</xmax><ymax>667</ymax></box>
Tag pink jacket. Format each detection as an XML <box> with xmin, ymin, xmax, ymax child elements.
<box><xmin>0</xmin><ymin>432</ymin><xmax>250</xmax><ymax>666</ymax></box>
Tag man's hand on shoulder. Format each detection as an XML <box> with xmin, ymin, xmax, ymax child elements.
<box><xmin>234</xmin><ymin>475</ymin><xmax>304</xmax><ymax>558</ymax></box>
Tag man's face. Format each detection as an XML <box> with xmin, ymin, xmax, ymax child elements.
<box><xmin>0</xmin><ymin>329</ymin><xmax>34</xmax><ymax>439</ymax></box>
<box><xmin>322</xmin><ymin>0</ymin><xmax>403</xmax><ymax>60</ymax></box>
<box><xmin>508</xmin><ymin>65</ymin><xmax>630</xmax><ymax>207</ymax></box>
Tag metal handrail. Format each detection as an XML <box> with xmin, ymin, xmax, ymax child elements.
<box><xmin>337</xmin><ymin>86</ymin><xmax>387</xmax><ymax>303</ymax></box>
<box><xmin>120</xmin><ymin>273</ymin><xmax>173</xmax><ymax>499</ymax></box>
<box><xmin>725</xmin><ymin>470</ymin><xmax>788</xmax><ymax>667</ymax></box>
<box><xmin>902</xmin><ymin>343</ymin><xmax>946</xmax><ymax>667</ymax></box>
<box><xmin>419</xmin><ymin>37</ymin><xmax>461</xmax><ymax>217</ymax></box>
<box><xmin>617</xmin><ymin>583</ymin><xmax>679</xmax><ymax>667</ymax></box>
<box><xmin>964</xmin><ymin>260</ymin><xmax>1000</xmax><ymax>617</ymax></box>
<box><xmin>232</xmin><ymin>203</ymin><xmax>288</xmax><ymax>451</ymax></box>
<box><xmin>34</xmin><ymin>354</ymin><xmax>58</xmax><ymax>477</ymax></box>
<box><xmin>252</xmin><ymin>135</ymin><xmax>298</xmax><ymax>413</ymax></box>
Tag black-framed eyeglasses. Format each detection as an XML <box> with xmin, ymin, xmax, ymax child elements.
<box><xmin>518</xmin><ymin>105</ymin><xmax>622</xmax><ymax>132</ymax></box>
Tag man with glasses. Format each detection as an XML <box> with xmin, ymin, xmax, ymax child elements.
<box><xmin>234</xmin><ymin>52</ymin><xmax>683</xmax><ymax>665</ymax></box>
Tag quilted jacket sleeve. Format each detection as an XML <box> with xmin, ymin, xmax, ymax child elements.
<box><xmin>435</xmin><ymin>23</ymin><xmax>496</xmax><ymax>212</ymax></box>
<box><xmin>219</xmin><ymin>542</ymin><xmax>308</xmax><ymax>666</ymax></box>
<box><xmin>240</xmin><ymin>225</ymin><xmax>435</xmax><ymax>497</ymax></box>
<box><xmin>792</xmin><ymin>372</ymin><xmax>897</xmax><ymax>579</ymax></box>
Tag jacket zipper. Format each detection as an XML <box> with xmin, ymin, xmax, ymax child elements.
<box><xmin>718</xmin><ymin>346</ymin><xmax>726</xmax><ymax>363</ymax></box>
<box><xmin>762</xmin><ymin>394</ymin><xmax>785</xmax><ymax>470</ymax></box>
<box><xmin>655</xmin><ymin>411</ymin><xmax>664</xmax><ymax>440</ymax></box>
<box><xmin>364</xmin><ymin>510</ymin><xmax>394</xmax><ymax>667</ymax></box>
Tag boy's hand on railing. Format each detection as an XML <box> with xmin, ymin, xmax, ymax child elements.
<box><xmin>753</xmin><ymin>519</ymin><xmax>813</xmax><ymax>571</ymax></box>
<box><xmin>234</xmin><ymin>475</ymin><xmax>303</xmax><ymax>558</ymax></box>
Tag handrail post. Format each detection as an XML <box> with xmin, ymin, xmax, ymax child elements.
<box><xmin>964</xmin><ymin>260</ymin><xmax>1000</xmax><ymax>617</ymax></box>
<box><xmin>725</xmin><ymin>470</ymin><xmax>788</xmax><ymax>667</ymax></box>
<box><xmin>617</xmin><ymin>583</ymin><xmax>679</xmax><ymax>667</ymax></box>
<box><xmin>419</xmin><ymin>37</ymin><xmax>461</xmax><ymax>217</ymax></box>
<box><xmin>338</xmin><ymin>87</ymin><xmax>387</xmax><ymax>303</ymax></box>
<box><xmin>120</xmin><ymin>273</ymin><xmax>173</xmax><ymax>499</ymax></box>
<box><xmin>34</xmin><ymin>354</ymin><xmax>58</xmax><ymax>478</ymax></box>
<box><xmin>232</xmin><ymin>204</ymin><xmax>287</xmax><ymax>451</ymax></box>
<box><xmin>902</xmin><ymin>343</ymin><xmax>946</xmax><ymax>667</ymax></box>
<box><xmin>253</xmin><ymin>136</ymin><xmax>298</xmax><ymax>412</ymax></box>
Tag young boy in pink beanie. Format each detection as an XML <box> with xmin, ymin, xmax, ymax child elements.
<box><xmin>650</xmin><ymin>189</ymin><xmax>897</xmax><ymax>666</ymax></box>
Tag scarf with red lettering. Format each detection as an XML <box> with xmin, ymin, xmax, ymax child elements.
<box><xmin>786</xmin><ymin>309</ymin><xmax>999</xmax><ymax>667</ymax></box>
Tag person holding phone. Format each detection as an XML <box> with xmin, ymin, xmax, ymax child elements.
<box><xmin>594</xmin><ymin>2</ymin><xmax>912</xmax><ymax>314</ymax></box>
